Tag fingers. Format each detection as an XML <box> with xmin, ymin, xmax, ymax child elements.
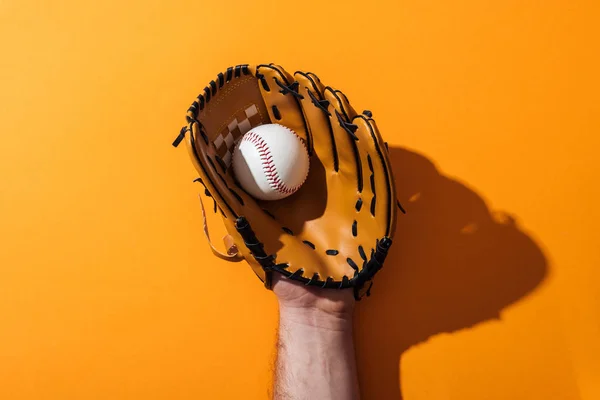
<box><xmin>294</xmin><ymin>71</ymin><xmax>339</xmax><ymax>172</ymax></box>
<box><xmin>323</xmin><ymin>87</ymin><xmax>363</xmax><ymax>192</ymax></box>
<box><xmin>255</xmin><ymin>64</ymin><xmax>312</xmax><ymax>154</ymax></box>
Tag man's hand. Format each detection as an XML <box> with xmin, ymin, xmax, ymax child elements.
<box><xmin>272</xmin><ymin>274</ymin><xmax>360</xmax><ymax>400</ymax></box>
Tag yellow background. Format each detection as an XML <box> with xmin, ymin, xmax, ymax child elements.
<box><xmin>1</xmin><ymin>0</ymin><xmax>598</xmax><ymax>399</ymax></box>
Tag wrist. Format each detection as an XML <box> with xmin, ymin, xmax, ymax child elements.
<box><xmin>279</xmin><ymin>303</ymin><xmax>353</xmax><ymax>332</ymax></box>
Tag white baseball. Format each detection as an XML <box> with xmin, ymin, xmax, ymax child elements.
<box><xmin>232</xmin><ymin>124</ymin><xmax>309</xmax><ymax>201</ymax></box>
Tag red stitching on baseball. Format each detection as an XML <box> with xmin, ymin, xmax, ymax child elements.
<box><xmin>241</xmin><ymin>127</ymin><xmax>307</xmax><ymax>195</ymax></box>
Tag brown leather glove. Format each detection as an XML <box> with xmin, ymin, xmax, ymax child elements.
<box><xmin>173</xmin><ymin>64</ymin><xmax>402</xmax><ymax>299</ymax></box>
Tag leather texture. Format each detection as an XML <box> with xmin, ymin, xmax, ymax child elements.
<box><xmin>174</xmin><ymin>64</ymin><xmax>399</xmax><ymax>299</ymax></box>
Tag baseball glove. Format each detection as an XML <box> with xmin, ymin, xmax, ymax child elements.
<box><xmin>173</xmin><ymin>64</ymin><xmax>402</xmax><ymax>299</ymax></box>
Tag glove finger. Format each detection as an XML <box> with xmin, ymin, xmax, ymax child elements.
<box><xmin>184</xmin><ymin>121</ymin><xmax>242</xmax><ymax>220</ymax></box>
<box><xmin>255</xmin><ymin>64</ymin><xmax>313</xmax><ymax>154</ymax></box>
<box><xmin>323</xmin><ymin>87</ymin><xmax>364</xmax><ymax>192</ymax></box>
<box><xmin>366</xmin><ymin>115</ymin><xmax>399</xmax><ymax>232</ymax></box>
<box><xmin>351</xmin><ymin>113</ymin><xmax>397</xmax><ymax>238</ymax></box>
<box><xmin>294</xmin><ymin>71</ymin><xmax>339</xmax><ymax>172</ymax></box>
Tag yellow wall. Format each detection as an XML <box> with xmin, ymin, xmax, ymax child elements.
<box><xmin>1</xmin><ymin>1</ymin><xmax>598</xmax><ymax>399</ymax></box>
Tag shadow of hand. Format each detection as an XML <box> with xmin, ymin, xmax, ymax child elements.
<box><xmin>354</xmin><ymin>147</ymin><xmax>548</xmax><ymax>399</ymax></box>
